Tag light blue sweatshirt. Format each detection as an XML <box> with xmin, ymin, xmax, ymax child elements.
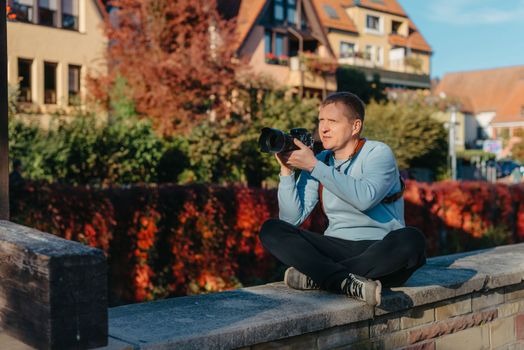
<box><xmin>278</xmin><ymin>140</ymin><xmax>405</xmax><ymax>241</ymax></box>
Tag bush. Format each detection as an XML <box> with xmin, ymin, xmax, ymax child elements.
<box><xmin>363</xmin><ymin>97</ymin><xmax>448</xmax><ymax>176</ymax></box>
<box><xmin>9</xmin><ymin>112</ymin><xmax>168</xmax><ymax>185</ymax></box>
<box><xmin>10</xmin><ymin>180</ymin><xmax>524</xmax><ymax>304</ymax></box>
<box><xmin>336</xmin><ymin>67</ymin><xmax>386</xmax><ymax>103</ymax></box>
<box><xmin>185</xmin><ymin>88</ymin><xmax>320</xmax><ymax>186</ymax></box>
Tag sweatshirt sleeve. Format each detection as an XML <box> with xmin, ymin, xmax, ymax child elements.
<box><xmin>278</xmin><ymin>164</ymin><xmax>321</xmax><ymax>226</ymax></box>
<box><xmin>310</xmin><ymin>144</ymin><xmax>397</xmax><ymax>211</ymax></box>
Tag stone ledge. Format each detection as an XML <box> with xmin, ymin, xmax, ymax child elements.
<box><xmin>101</xmin><ymin>243</ymin><xmax>524</xmax><ymax>350</ymax></box>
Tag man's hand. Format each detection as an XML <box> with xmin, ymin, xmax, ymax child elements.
<box><xmin>285</xmin><ymin>139</ymin><xmax>318</xmax><ymax>172</ymax></box>
<box><xmin>275</xmin><ymin>152</ymin><xmax>294</xmax><ymax>176</ymax></box>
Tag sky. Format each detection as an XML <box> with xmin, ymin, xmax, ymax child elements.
<box><xmin>397</xmin><ymin>0</ymin><xmax>524</xmax><ymax>79</ymax></box>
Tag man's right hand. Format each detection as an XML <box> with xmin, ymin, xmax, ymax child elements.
<box><xmin>275</xmin><ymin>152</ymin><xmax>294</xmax><ymax>176</ymax></box>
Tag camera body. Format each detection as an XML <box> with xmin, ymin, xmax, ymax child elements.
<box><xmin>258</xmin><ymin>127</ymin><xmax>314</xmax><ymax>153</ymax></box>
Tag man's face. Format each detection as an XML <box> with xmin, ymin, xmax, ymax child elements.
<box><xmin>318</xmin><ymin>102</ymin><xmax>360</xmax><ymax>152</ymax></box>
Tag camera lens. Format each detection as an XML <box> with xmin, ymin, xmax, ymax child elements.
<box><xmin>268</xmin><ymin>133</ymin><xmax>285</xmax><ymax>152</ymax></box>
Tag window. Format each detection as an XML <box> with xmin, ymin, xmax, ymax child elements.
<box><xmin>391</xmin><ymin>20</ymin><xmax>402</xmax><ymax>34</ymax></box>
<box><xmin>68</xmin><ymin>65</ymin><xmax>81</xmax><ymax>105</ymax></box>
<box><xmin>521</xmin><ymin>106</ymin><xmax>524</xmax><ymax>117</ymax></box>
<box><xmin>275</xmin><ymin>33</ymin><xmax>284</xmax><ymax>57</ymax></box>
<box><xmin>274</xmin><ymin>0</ymin><xmax>284</xmax><ymax>22</ymax></box>
<box><xmin>9</xmin><ymin>0</ymin><xmax>34</xmax><ymax>22</ymax></box>
<box><xmin>365</xmin><ymin>45</ymin><xmax>373</xmax><ymax>60</ymax></box>
<box><xmin>17</xmin><ymin>59</ymin><xmax>32</xmax><ymax>103</ymax></box>
<box><xmin>366</xmin><ymin>15</ymin><xmax>381</xmax><ymax>32</ymax></box>
<box><xmin>39</xmin><ymin>0</ymin><xmax>57</xmax><ymax>27</ymax></box>
<box><xmin>265</xmin><ymin>31</ymin><xmax>287</xmax><ymax>64</ymax></box>
<box><xmin>323</xmin><ymin>5</ymin><xmax>339</xmax><ymax>19</ymax></box>
<box><xmin>339</xmin><ymin>42</ymin><xmax>355</xmax><ymax>58</ymax></box>
<box><xmin>62</xmin><ymin>0</ymin><xmax>78</xmax><ymax>30</ymax></box>
<box><xmin>375</xmin><ymin>46</ymin><xmax>383</xmax><ymax>65</ymax></box>
<box><xmin>44</xmin><ymin>62</ymin><xmax>57</xmax><ymax>104</ymax></box>
<box><xmin>287</xmin><ymin>0</ymin><xmax>296</xmax><ymax>24</ymax></box>
<box><xmin>265</xmin><ymin>31</ymin><xmax>272</xmax><ymax>55</ymax></box>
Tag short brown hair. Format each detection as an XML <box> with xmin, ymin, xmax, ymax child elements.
<box><xmin>320</xmin><ymin>92</ymin><xmax>365</xmax><ymax>122</ymax></box>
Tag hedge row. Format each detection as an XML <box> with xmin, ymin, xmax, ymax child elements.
<box><xmin>10</xmin><ymin>181</ymin><xmax>524</xmax><ymax>305</ymax></box>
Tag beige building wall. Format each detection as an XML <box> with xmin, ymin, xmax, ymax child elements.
<box><xmin>240</xmin><ymin>25</ymin><xmax>336</xmax><ymax>92</ymax></box>
<box><xmin>336</xmin><ymin>6</ymin><xmax>430</xmax><ymax>75</ymax></box>
<box><xmin>7</xmin><ymin>0</ymin><xmax>107</xmax><ymax>112</ymax></box>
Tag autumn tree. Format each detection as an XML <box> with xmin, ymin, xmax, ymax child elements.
<box><xmin>90</xmin><ymin>0</ymin><xmax>242</xmax><ymax>134</ymax></box>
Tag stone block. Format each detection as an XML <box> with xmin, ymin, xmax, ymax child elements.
<box><xmin>409</xmin><ymin>309</ymin><xmax>497</xmax><ymax>344</ymax></box>
<box><xmin>404</xmin><ymin>340</ymin><xmax>435</xmax><ymax>350</ymax></box>
<box><xmin>370</xmin><ymin>315</ymin><xmax>400</xmax><ymax>337</ymax></box>
<box><xmin>381</xmin><ymin>330</ymin><xmax>409</xmax><ymax>350</ymax></box>
<box><xmin>435</xmin><ymin>296</ymin><xmax>471</xmax><ymax>321</ymax></box>
<box><xmin>0</xmin><ymin>221</ymin><xmax>107</xmax><ymax>350</ymax></box>
<box><xmin>401</xmin><ymin>307</ymin><xmax>435</xmax><ymax>329</ymax></box>
<box><xmin>434</xmin><ymin>325</ymin><xmax>490</xmax><ymax>350</ymax></box>
<box><xmin>472</xmin><ymin>289</ymin><xmax>505</xmax><ymax>311</ymax></box>
<box><xmin>490</xmin><ymin>316</ymin><xmax>516</xmax><ymax>348</ymax></box>
<box><xmin>516</xmin><ymin>314</ymin><xmax>524</xmax><ymax>340</ymax></box>
<box><xmin>252</xmin><ymin>334</ymin><xmax>317</xmax><ymax>350</ymax></box>
<box><xmin>499</xmin><ymin>302</ymin><xmax>521</xmax><ymax>318</ymax></box>
<box><xmin>507</xmin><ymin>283</ymin><xmax>524</xmax><ymax>302</ymax></box>
<box><xmin>316</xmin><ymin>321</ymin><xmax>368</xmax><ymax>350</ymax></box>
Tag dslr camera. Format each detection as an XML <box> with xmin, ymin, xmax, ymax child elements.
<box><xmin>258</xmin><ymin>127</ymin><xmax>314</xmax><ymax>153</ymax></box>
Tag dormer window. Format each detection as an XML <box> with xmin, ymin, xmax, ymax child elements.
<box><xmin>366</xmin><ymin>15</ymin><xmax>382</xmax><ymax>33</ymax></box>
<box><xmin>391</xmin><ymin>20</ymin><xmax>402</xmax><ymax>35</ymax></box>
<box><xmin>323</xmin><ymin>5</ymin><xmax>339</xmax><ymax>19</ymax></box>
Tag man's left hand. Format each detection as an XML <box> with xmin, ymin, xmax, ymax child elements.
<box><xmin>285</xmin><ymin>139</ymin><xmax>318</xmax><ymax>172</ymax></box>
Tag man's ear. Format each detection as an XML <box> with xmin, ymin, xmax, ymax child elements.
<box><xmin>353</xmin><ymin>119</ymin><xmax>362</xmax><ymax>135</ymax></box>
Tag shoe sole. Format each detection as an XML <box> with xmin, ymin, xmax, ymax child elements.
<box><xmin>284</xmin><ymin>267</ymin><xmax>293</xmax><ymax>288</ymax></box>
<box><xmin>374</xmin><ymin>280</ymin><xmax>382</xmax><ymax>307</ymax></box>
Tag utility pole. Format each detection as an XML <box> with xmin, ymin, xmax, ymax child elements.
<box><xmin>449</xmin><ymin>105</ymin><xmax>457</xmax><ymax>181</ymax></box>
<box><xmin>0</xmin><ymin>0</ymin><xmax>9</xmax><ymax>220</ymax></box>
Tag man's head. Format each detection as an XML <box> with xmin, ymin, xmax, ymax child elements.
<box><xmin>318</xmin><ymin>92</ymin><xmax>366</xmax><ymax>153</ymax></box>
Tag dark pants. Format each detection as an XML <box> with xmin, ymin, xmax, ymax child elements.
<box><xmin>259</xmin><ymin>219</ymin><xmax>426</xmax><ymax>292</ymax></box>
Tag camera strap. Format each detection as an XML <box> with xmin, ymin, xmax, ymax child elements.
<box><xmin>317</xmin><ymin>138</ymin><xmax>404</xmax><ymax>216</ymax></box>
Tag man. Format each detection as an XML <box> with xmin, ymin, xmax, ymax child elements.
<box><xmin>259</xmin><ymin>92</ymin><xmax>426</xmax><ymax>306</ymax></box>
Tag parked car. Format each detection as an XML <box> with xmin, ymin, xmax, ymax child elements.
<box><xmin>486</xmin><ymin>159</ymin><xmax>521</xmax><ymax>178</ymax></box>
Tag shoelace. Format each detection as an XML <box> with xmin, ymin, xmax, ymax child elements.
<box><xmin>342</xmin><ymin>274</ymin><xmax>364</xmax><ymax>299</ymax></box>
<box><xmin>306</xmin><ymin>276</ymin><xmax>319</xmax><ymax>289</ymax></box>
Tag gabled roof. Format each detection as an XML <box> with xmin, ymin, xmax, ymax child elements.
<box><xmin>491</xmin><ymin>81</ymin><xmax>524</xmax><ymax>124</ymax></box>
<box><xmin>225</xmin><ymin>0</ymin><xmax>335</xmax><ymax>57</ymax></box>
<box><xmin>311</xmin><ymin>0</ymin><xmax>358</xmax><ymax>33</ymax></box>
<box><xmin>345</xmin><ymin>0</ymin><xmax>408</xmax><ymax>17</ymax></box>
<box><xmin>388</xmin><ymin>20</ymin><xmax>432</xmax><ymax>53</ymax></box>
<box><xmin>217</xmin><ymin>0</ymin><xmax>267</xmax><ymax>50</ymax></box>
<box><xmin>435</xmin><ymin>66</ymin><xmax>524</xmax><ymax>116</ymax></box>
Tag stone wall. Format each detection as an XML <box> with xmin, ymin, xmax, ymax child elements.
<box><xmin>247</xmin><ymin>283</ymin><xmax>524</xmax><ymax>349</ymax></box>
<box><xmin>103</xmin><ymin>244</ymin><xmax>524</xmax><ymax>350</ymax></box>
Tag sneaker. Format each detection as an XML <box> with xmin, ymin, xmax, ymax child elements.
<box><xmin>284</xmin><ymin>267</ymin><xmax>320</xmax><ymax>290</ymax></box>
<box><xmin>341</xmin><ymin>273</ymin><xmax>382</xmax><ymax>306</ymax></box>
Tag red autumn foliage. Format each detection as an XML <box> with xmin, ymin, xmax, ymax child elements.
<box><xmin>89</xmin><ymin>0</ymin><xmax>243</xmax><ymax>135</ymax></box>
<box><xmin>10</xmin><ymin>181</ymin><xmax>524</xmax><ymax>304</ymax></box>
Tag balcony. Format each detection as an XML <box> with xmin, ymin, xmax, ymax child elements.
<box><xmin>337</xmin><ymin>51</ymin><xmax>384</xmax><ymax>69</ymax></box>
<box><xmin>288</xmin><ymin>56</ymin><xmax>337</xmax><ymax>93</ymax></box>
